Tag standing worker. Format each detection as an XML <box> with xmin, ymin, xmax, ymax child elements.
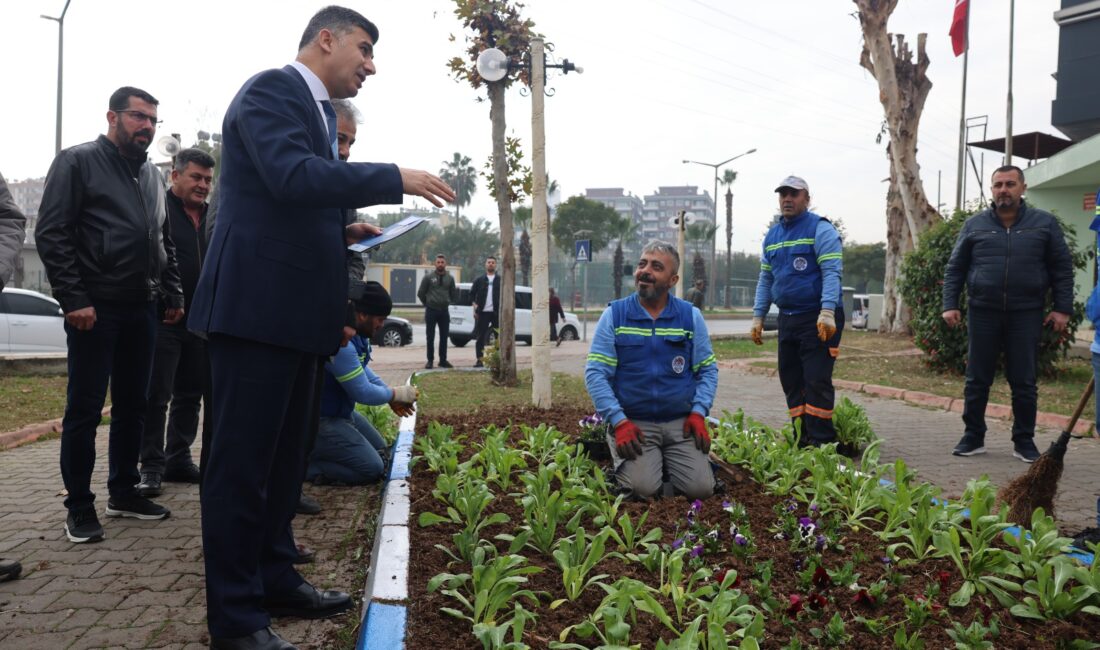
<box><xmin>942</xmin><ymin>165</ymin><xmax>1073</xmax><ymax>462</ymax></box>
<box><xmin>750</xmin><ymin>176</ymin><xmax>844</xmax><ymax>447</ymax></box>
<box><xmin>417</xmin><ymin>253</ymin><xmax>456</xmax><ymax>369</ymax></box>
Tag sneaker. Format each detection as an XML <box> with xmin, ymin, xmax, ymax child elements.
<box><xmin>105</xmin><ymin>495</ymin><xmax>171</xmax><ymax>520</ymax></box>
<box><xmin>65</xmin><ymin>507</ymin><xmax>105</xmax><ymax>543</ymax></box>
<box><xmin>424</xmin><ymin>361</ymin><xmax>433</xmax><ymax>369</ymax></box>
<box><xmin>952</xmin><ymin>433</ymin><xmax>986</xmax><ymax>457</ymax></box>
<box><xmin>164</xmin><ymin>463</ymin><xmax>201</xmax><ymax>484</ymax></box>
<box><xmin>438</xmin><ymin>360</ymin><xmax>453</xmax><ymax>369</ymax></box>
<box><xmin>0</xmin><ymin>558</ymin><xmax>21</xmax><ymax>582</ymax></box>
<box><xmin>1012</xmin><ymin>438</ymin><xmax>1041</xmax><ymax>463</ymax></box>
<box><xmin>135</xmin><ymin>471</ymin><xmax>163</xmax><ymax>497</ymax></box>
<box><xmin>296</xmin><ymin>494</ymin><xmax>321</xmax><ymax>515</ymax></box>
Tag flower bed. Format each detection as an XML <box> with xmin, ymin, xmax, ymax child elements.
<box><xmin>404</xmin><ymin>406</ymin><xmax>1100</xmax><ymax>648</ymax></box>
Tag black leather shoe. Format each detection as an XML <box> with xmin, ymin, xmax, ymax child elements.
<box><xmin>424</xmin><ymin>361</ymin><xmax>433</xmax><ymax>369</ymax></box>
<box><xmin>209</xmin><ymin>626</ymin><xmax>297</xmax><ymax>649</ymax></box>
<box><xmin>164</xmin><ymin>463</ymin><xmax>201</xmax><ymax>483</ymax></box>
<box><xmin>0</xmin><ymin>558</ymin><xmax>21</xmax><ymax>582</ymax></box>
<box><xmin>136</xmin><ymin>471</ymin><xmax>163</xmax><ymax>497</ymax></box>
<box><xmin>263</xmin><ymin>582</ymin><xmax>352</xmax><ymax>619</ymax></box>
<box><xmin>296</xmin><ymin>494</ymin><xmax>321</xmax><ymax>515</ymax></box>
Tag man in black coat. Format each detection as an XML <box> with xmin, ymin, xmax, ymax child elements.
<box><xmin>136</xmin><ymin>148</ymin><xmax>214</xmax><ymax>497</ymax></box>
<box><xmin>942</xmin><ymin>165</ymin><xmax>1074</xmax><ymax>463</ymax></box>
<box><xmin>471</xmin><ymin>255</ymin><xmax>501</xmax><ymax>367</ymax></box>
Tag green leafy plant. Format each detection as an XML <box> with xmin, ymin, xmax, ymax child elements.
<box><xmin>356</xmin><ymin>403</ymin><xmax>399</xmax><ymax>444</ymax></box>
<box><xmin>809</xmin><ymin>612</ymin><xmax>851</xmax><ymax>647</ymax></box>
<box><xmin>606</xmin><ymin>509</ymin><xmax>662</xmax><ymax>554</ymax></box>
<box><xmin>945</xmin><ymin>615</ymin><xmax>999</xmax><ymax>650</ymax></box>
<box><xmin>428</xmin><ymin>546</ymin><xmax>543</xmax><ymax>627</ymax></box>
<box><xmin>474</xmin><ymin>425</ymin><xmax>525</xmax><ymax>491</ymax></box>
<box><xmin>832</xmin><ymin>397</ymin><xmax>876</xmax><ymax>451</ymax></box>
<box><xmin>1009</xmin><ymin>556</ymin><xmax>1100</xmax><ymax>621</ymax></box>
<box><xmin>551</xmin><ymin>527</ymin><xmax>612</xmax><ymax>606</ymax></box>
<box><xmin>471</xmin><ymin>602</ymin><xmax>537</xmax><ymax>650</ymax></box>
<box><xmin>892</xmin><ymin>625</ymin><xmax>926</xmax><ymax>650</ymax></box>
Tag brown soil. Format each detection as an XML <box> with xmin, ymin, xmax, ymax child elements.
<box><xmin>404</xmin><ymin>408</ymin><xmax>1100</xmax><ymax>649</ymax></box>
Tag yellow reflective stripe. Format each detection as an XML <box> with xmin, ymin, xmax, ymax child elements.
<box><xmin>654</xmin><ymin>328</ymin><xmax>693</xmax><ymax>338</ymax></box>
<box><xmin>587</xmin><ymin>353</ymin><xmax>617</xmax><ymax>367</ymax></box>
<box><xmin>693</xmin><ymin>354</ymin><xmax>717</xmax><ymax>372</ymax></box>
<box><xmin>764</xmin><ymin>238</ymin><xmax>815</xmax><ymax>252</ymax></box>
<box><xmin>614</xmin><ymin>327</ymin><xmax>652</xmax><ymax>336</ymax></box>
<box><xmin>760</xmin><ymin>263</ymin><xmax>772</xmax><ymax>271</ymax></box>
<box><xmin>817</xmin><ymin>252</ymin><xmax>842</xmax><ymax>263</ymax></box>
<box><xmin>336</xmin><ymin>366</ymin><xmax>364</xmax><ymax>383</ymax></box>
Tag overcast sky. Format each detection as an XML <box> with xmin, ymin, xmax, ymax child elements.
<box><xmin>0</xmin><ymin>0</ymin><xmax>1061</xmax><ymax>253</ymax></box>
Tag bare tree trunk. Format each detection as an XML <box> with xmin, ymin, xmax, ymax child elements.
<box><xmin>488</xmin><ymin>82</ymin><xmax>517</xmax><ymax>385</ymax></box>
<box><xmin>856</xmin><ymin>1</ymin><xmax>941</xmax><ymax>332</ymax></box>
<box><xmin>880</xmin><ymin>147</ymin><xmax>914</xmax><ymax>332</ymax></box>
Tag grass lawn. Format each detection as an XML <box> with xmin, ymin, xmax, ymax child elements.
<box><xmin>0</xmin><ymin>374</ymin><xmax>70</xmax><ymax>433</ymax></box>
<box><xmin>415</xmin><ymin>369</ymin><xmax>592</xmax><ymax>415</ymax></box>
<box><xmin>737</xmin><ymin>329</ymin><xmax>1097</xmax><ymax>420</ymax></box>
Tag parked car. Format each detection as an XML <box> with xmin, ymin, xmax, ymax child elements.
<box><xmin>448</xmin><ymin>283</ymin><xmax>581</xmax><ymax>347</ymax></box>
<box><xmin>0</xmin><ymin>288</ymin><xmax>66</xmax><ymax>353</ymax></box>
<box><xmin>372</xmin><ymin>316</ymin><xmax>413</xmax><ymax>347</ymax></box>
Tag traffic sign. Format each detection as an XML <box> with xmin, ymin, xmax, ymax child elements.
<box><xmin>575</xmin><ymin>239</ymin><xmax>591</xmax><ymax>263</ymax></box>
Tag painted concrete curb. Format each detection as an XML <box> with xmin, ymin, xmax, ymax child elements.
<box><xmin>0</xmin><ymin>406</ymin><xmax>113</xmax><ymax>451</ymax></box>
<box><xmin>358</xmin><ymin>375</ymin><xmax>417</xmax><ymax>650</ymax></box>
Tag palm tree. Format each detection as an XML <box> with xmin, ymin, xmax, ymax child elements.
<box><xmin>439</xmin><ymin>153</ymin><xmax>477</xmax><ymax>222</ymax></box>
<box><xmin>514</xmin><ymin>205</ymin><xmax>532</xmax><ymax>286</ymax></box>
<box><xmin>721</xmin><ymin>169</ymin><xmax>738</xmax><ymax>307</ymax></box>
<box><xmin>686</xmin><ymin>222</ymin><xmax>717</xmax><ymax>289</ymax></box>
<box><xmin>609</xmin><ymin>216</ymin><xmax>640</xmax><ymax>299</ymax></box>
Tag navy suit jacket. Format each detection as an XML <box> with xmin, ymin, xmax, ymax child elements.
<box><xmin>189</xmin><ymin>66</ymin><xmax>402</xmax><ymax>355</ymax></box>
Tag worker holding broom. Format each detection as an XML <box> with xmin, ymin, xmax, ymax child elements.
<box><xmin>942</xmin><ymin>165</ymin><xmax>1074</xmax><ymax>463</ymax></box>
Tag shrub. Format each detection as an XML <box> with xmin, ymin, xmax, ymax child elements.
<box><xmin>898</xmin><ymin>209</ymin><xmax>1087</xmax><ymax>377</ymax></box>
<box><xmin>832</xmin><ymin>397</ymin><xmax>875</xmax><ymax>451</ymax></box>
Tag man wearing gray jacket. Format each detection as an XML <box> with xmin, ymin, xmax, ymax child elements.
<box><xmin>0</xmin><ymin>171</ymin><xmax>26</xmax><ymax>292</ymax></box>
<box><xmin>0</xmin><ymin>170</ymin><xmax>26</xmax><ymax>581</ymax></box>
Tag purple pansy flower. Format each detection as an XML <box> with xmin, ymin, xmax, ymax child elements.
<box><xmin>671</xmin><ymin>538</ymin><xmax>684</xmax><ymax>550</ymax></box>
<box><xmin>690</xmin><ymin>544</ymin><xmax>704</xmax><ymax>559</ymax></box>
<box><xmin>734</xmin><ymin>533</ymin><xmax>748</xmax><ymax>546</ymax></box>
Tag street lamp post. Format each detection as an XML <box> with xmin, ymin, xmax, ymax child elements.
<box><xmin>42</xmin><ymin>0</ymin><xmax>73</xmax><ymax>156</ymax></box>
<box><xmin>682</xmin><ymin>148</ymin><xmax>756</xmax><ymax>307</ymax></box>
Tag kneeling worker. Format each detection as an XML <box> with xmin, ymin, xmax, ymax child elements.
<box><xmin>307</xmin><ymin>281</ymin><xmax>417</xmax><ymax>485</ymax></box>
<box><xmin>585</xmin><ymin>241</ymin><xmax>718</xmax><ymax>499</ymax></box>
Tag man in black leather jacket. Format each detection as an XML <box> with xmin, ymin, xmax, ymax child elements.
<box><xmin>942</xmin><ymin>165</ymin><xmax>1074</xmax><ymax>463</ymax></box>
<box><xmin>36</xmin><ymin>86</ymin><xmax>185</xmax><ymax>544</ymax></box>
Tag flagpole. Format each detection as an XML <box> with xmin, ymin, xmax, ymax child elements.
<box><xmin>1005</xmin><ymin>0</ymin><xmax>1015</xmax><ymax>163</ymax></box>
<box><xmin>955</xmin><ymin>0</ymin><xmax>970</xmax><ymax>211</ymax></box>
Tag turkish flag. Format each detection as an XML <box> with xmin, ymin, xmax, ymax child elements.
<box><xmin>949</xmin><ymin>0</ymin><xmax>969</xmax><ymax>57</ymax></box>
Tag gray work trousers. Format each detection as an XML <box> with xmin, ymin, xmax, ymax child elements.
<box><xmin>606</xmin><ymin>416</ymin><xmax>714</xmax><ymax>500</ymax></box>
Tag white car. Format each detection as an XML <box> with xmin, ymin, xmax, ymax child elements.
<box><xmin>448</xmin><ymin>282</ymin><xmax>581</xmax><ymax>347</ymax></box>
<box><xmin>1</xmin><ymin>288</ymin><xmax>66</xmax><ymax>353</ymax></box>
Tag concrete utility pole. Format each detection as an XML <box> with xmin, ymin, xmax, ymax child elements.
<box><xmin>530</xmin><ymin>38</ymin><xmax>551</xmax><ymax>408</ymax></box>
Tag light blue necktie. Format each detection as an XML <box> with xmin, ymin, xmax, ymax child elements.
<box><xmin>321</xmin><ymin>100</ymin><xmax>338</xmax><ymax>159</ymax></box>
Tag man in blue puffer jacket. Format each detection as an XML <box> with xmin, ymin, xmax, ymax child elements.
<box><xmin>586</xmin><ymin>241</ymin><xmax>718</xmax><ymax>500</ymax></box>
<box><xmin>942</xmin><ymin>165</ymin><xmax>1073</xmax><ymax>463</ymax></box>
<box><xmin>751</xmin><ymin>175</ymin><xmax>844</xmax><ymax>447</ymax></box>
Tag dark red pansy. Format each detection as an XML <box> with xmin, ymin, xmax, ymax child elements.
<box><xmin>787</xmin><ymin>594</ymin><xmax>804</xmax><ymax>616</ymax></box>
<box><xmin>812</xmin><ymin>566</ymin><xmax>832</xmax><ymax>590</ymax></box>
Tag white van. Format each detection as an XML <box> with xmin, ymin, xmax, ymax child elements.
<box><xmin>448</xmin><ymin>282</ymin><xmax>581</xmax><ymax>347</ymax></box>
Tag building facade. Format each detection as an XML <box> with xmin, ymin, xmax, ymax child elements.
<box><xmin>641</xmin><ymin>186</ymin><xmax>715</xmax><ymax>243</ymax></box>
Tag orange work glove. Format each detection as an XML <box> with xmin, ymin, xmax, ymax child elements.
<box><xmin>614</xmin><ymin>420</ymin><xmax>645</xmax><ymax>460</ymax></box>
<box><xmin>683</xmin><ymin>412</ymin><xmax>711</xmax><ymax>454</ymax></box>
<box><xmin>750</xmin><ymin>317</ymin><xmax>764</xmax><ymax>345</ymax></box>
<box><xmin>816</xmin><ymin>308</ymin><xmax>836</xmax><ymax>342</ymax></box>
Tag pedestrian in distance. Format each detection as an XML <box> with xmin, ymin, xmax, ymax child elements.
<box><xmin>36</xmin><ymin>86</ymin><xmax>184</xmax><ymax>543</ymax></box>
<box><xmin>942</xmin><ymin>165</ymin><xmax>1074</xmax><ymax>463</ymax></box>
<box><xmin>417</xmin><ymin>253</ymin><xmax>457</xmax><ymax>369</ymax></box>
<box><xmin>750</xmin><ymin>175</ymin><xmax>844</xmax><ymax>448</ymax></box>
<box><xmin>684</xmin><ymin>278</ymin><xmax>706</xmax><ymax>310</ymax></box>
<box><xmin>550</xmin><ymin>287</ymin><xmax>565</xmax><ymax>346</ymax></box>
<box><xmin>471</xmin><ymin>255</ymin><xmax>501</xmax><ymax>368</ymax></box>
<box><xmin>585</xmin><ymin>241</ymin><xmax>719</xmax><ymax>500</ymax></box>
<box><xmin>136</xmin><ymin>148</ymin><xmax>215</xmax><ymax>498</ymax></box>
<box><xmin>186</xmin><ymin>6</ymin><xmax>454</xmax><ymax>649</ymax></box>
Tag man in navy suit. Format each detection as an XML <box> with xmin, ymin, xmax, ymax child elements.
<box><xmin>188</xmin><ymin>7</ymin><xmax>454</xmax><ymax>649</ymax></box>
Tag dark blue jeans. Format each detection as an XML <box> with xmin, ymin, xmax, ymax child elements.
<box><xmin>141</xmin><ymin>325</ymin><xmax>209</xmax><ymax>474</ymax></box>
<box><xmin>59</xmin><ymin>300</ymin><xmax>157</xmax><ymax>511</ymax></box>
<box><xmin>307</xmin><ymin>410</ymin><xmax>387</xmax><ymax>484</ymax></box>
<box><xmin>962</xmin><ymin>307</ymin><xmax>1042</xmax><ymax>440</ymax></box>
<box><xmin>424</xmin><ymin>306</ymin><xmax>450</xmax><ymax>363</ymax></box>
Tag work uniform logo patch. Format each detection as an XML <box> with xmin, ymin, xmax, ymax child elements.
<box><xmin>671</xmin><ymin>355</ymin><xmax>686</xmax><ymax>374</ymax></box>
<box><xmin>792</xmin><ymin>256</ymin><xmax>808</xmax><ymax>271</ymax></box>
